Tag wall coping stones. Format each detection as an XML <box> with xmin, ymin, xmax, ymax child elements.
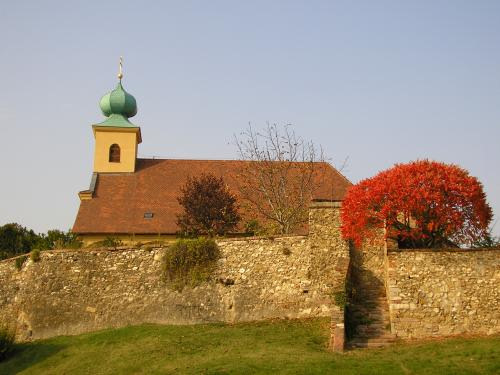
<box><xmin>388</xmin><ymin>247</ymin><xmax>500</xmax><ymax>254</ymax></box>
<box><xmin>310</xmin><ymin>201</ymin><xmax>342</xmax><ymax>208</ymax></box>
<box><xmin>217</xmin><ymin>235</ymin><xmax>306</xmax><ymax>243</ymax></box>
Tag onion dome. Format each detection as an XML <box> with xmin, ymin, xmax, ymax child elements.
<box><xmin>99</xmin><ymin>82</ymin><xmax>137</xmax><ymax>119</ymax></box>
<box><xmin>96</xmin><ymin>57</ymin><xmax>139</xmax><ymax>128</ymax></box>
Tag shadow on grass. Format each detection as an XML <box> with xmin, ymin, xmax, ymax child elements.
<box><xmin>0</xmin><ymin>341</ymin><xmax>64</xmax><ymax>375</ymax></box>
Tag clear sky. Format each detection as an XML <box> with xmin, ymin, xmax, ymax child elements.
<box><xmin>0</xmin><ymin>1</ymin><xmax>499</xmax><ymax>236</ymax></box>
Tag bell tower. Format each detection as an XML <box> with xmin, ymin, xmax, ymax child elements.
<box><xmin>92</xmin><ymin>57</ymin><xmax>142</xmax><ymax>173</ymax></box>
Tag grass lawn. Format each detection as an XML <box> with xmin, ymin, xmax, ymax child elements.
<box><xmin>0</xmin><ymin>318</ymin><xmax>498</xmax><ymax>374</ymax></box>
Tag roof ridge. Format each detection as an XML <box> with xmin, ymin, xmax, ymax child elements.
<box><xmin>136</xmin><ymin>158</ymin><xmax>352</xmax><ymax>184</ymax></box>
<box><xmin>138</xmin><ymin>157</ymin><xmax>241</xmax><ymax>162</ymax></box>
<box><xmin>138</xmin><ymin>157</ymin><xmax>341</xmax><ymax>164</ymax></box>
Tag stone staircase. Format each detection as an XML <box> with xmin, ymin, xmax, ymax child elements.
<box><xmin>346</xmin><ymin>243</ymin><xmax>397</xmax><ymax>349</ymax></box>
<box><xmin>347</xmin><ymin>290</ymin><xmax>396</xmax><ymax>348</ymax></box>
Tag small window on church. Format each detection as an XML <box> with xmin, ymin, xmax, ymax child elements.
<box><xmin>109</xmin><ymin>144</ymin><xmax>121</xmax><ymax>163</ymax></box>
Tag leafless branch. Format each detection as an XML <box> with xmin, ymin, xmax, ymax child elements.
<box><xmin>234</xmin><ymin>123</ymin><xmax>325</xmax><ymax>234</ymax></box>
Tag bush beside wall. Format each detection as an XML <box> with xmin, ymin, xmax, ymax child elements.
<box><xmin>162</xmin><ymin>238</ymin><xmax>221</xmax><ymax>291</ymax></box>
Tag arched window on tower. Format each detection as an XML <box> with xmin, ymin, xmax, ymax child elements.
<box><xmin>109</xmin><ymin>144</ymin><xmax>121</xmax><ymax>163</ymax></box>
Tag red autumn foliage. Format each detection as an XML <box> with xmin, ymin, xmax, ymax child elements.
<box><xmin>341</xmin><ymin>160</ymin><xmax>492</xmax><ymax>248</ymax></box>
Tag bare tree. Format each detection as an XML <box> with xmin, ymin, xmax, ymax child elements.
<box><xmin>234</xmin><ymin>123</ymin><xmax>325</xmax><ymax>234</ymax></box>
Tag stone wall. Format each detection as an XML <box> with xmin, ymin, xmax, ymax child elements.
<box><xmin>386</xmin><ymin>248</ymin><xmax>500</xmax><ymax>339</ymax></box>
<box><xmin>4</xmin><ymin>201</ymin><xmax>497</xmax><ymax>345</ymax></box>
<box><xmin>308</xmin><ymin>201</ymin><xmax>350</xmax><ymax>350</ymax></box>
<box><xmin>0</xmin><ymin>203</ymin><xmax>349</xmax><ymax>341</ymax></box>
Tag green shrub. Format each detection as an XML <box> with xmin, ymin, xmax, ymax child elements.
<box><xmin>14</xmin><ymin>255</ymin><xmax>27</xmax><ymax>271</ymax></box>
<box><xmin>162</xmin><ymin>238</ymin><xmax>221</xmax><ymax>291</ymax></box>
<box><xmin>102</xmin><ymin>236</ymin><xmax>123</xmax><ymax>248</ymax></box>
<box><xmin>37</xmin><ymin>229</ymin><xmax>82</xmax><ymax>250</ymax></box>
<box><xmin>244</xmin><ymin>219</ymin><xmax>266</xmax><ymax>236</ymax></box>
<box><xmin>53</xmin><ymin>237</ymin><xmax>83</xmax><ymax>250</ymax></box>
<box><xmin>0</xmin><ymin>223</ymin><xmax>39</xmax><ymax>260</ymax></box>
<box><xmin>0</xmin><ymin>327</ymin><xmax>15</xmax><ymax>361</ymax></box>
<box><xmin>30</xmin><ymin>249</ymin><xmax>41</xmax><ymax>262</ymax></box>
<box><xmin>88</xmin><ymin>237</ymin><xmax>123</xmax><ymax>249</ymax></box>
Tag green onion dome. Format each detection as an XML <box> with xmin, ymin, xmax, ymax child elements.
<box><xmin>99</xmin><ymin>81</ymin><xmax>137</xmax><ymax>119</ymax></box>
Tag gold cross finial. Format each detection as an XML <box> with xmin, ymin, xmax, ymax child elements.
<box><xmin>118</xmin><ymin>56</ymin><xmax>123</xmax><ymax>80</ymax></box>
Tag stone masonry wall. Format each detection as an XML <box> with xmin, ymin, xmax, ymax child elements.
<box><xmin>386</xmin><ymin>248</ymin><xmax>500</xmax><ymax>339</ymax></box>
<box><xmin>308</xmin><ymin>202</ymin><xmax>350</xmax><ymax>350</ymax></box>
<box><xmin>0</xmin><ymin>204</ymin><xmax>349</xmax><ymax>341</ymax></box>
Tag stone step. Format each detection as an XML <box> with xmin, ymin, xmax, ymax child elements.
<box><xmin>353</xmin><ymin>332</ymin><xmax>397</xmax><ymax>339</ymax></box>
<box><xmin>350</xmin><ymin>308</ymin><xmax>387</xmax><ymax>313</ymax></box>
<box><xmin>350</xmin><ymin>303</ymin><xmax>389</xmax><ymax>309</ymax></box>
<box><xmin>352</xmin><ymin>299</ymin><xmax>389</xmax><ymax>305</ymax></box>
<box><xmin>347</xmin><ymin>252</ymin><xmax>395</xmax><ymax>348</ymax></box>
<box><xmin>355</xmin><ymin>330</ymin><xmax>392</xmax><ymax>337</ymax></box>
<box><xmin>349</xmin><ymin>312</ymin><xmax>389</xmax><ymax>320</ymax></box>
<box><xmin>348</xmin><ymin>340</ymin><xmax>396</xmax><ymax>349</ymax></box>
<box><xmin>355</xmin><ymin>329</ymin><xmax>391</xmax><ymax>336</ymax></box>
<box><xmin>350</xmin><ymin>307</ymin><xmax>389</xmax><ymax>313</ymax></box>
<box><xmin>355</xmin><ymin>323</ymin><xmax>388</xmax><ymax>328</ymax></box>
<box><xmin>351</xmin><ymin>301</ymin><xmax>389</xmax><ymax>306</ymax></box>
<box><xmin>349</xmin><ymin>334</ymin><xmax>397</xmax><ymax>341</ymax></box>
<box><xmin>352</xmin><ymin>297</ymin><xmax>388</xmax><ymax>303</ymax></box>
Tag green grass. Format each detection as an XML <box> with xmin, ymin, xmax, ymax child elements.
<box><xmin>0</xmin><ymin>318</ymin><xmax>498</xmax><ymax>374</ymax></box>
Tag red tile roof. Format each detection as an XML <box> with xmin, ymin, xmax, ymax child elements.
<box><xmin>72</xmin><ymin>158</ymin><xmax>351</xmax><ymax>234</ymax></box>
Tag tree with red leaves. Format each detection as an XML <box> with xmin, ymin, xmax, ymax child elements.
<box><xmin>341</xmin><ymin>160</ymin><xmax>492</xmax><ymax>248</ymax></box>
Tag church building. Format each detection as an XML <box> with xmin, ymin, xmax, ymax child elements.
<box><xmin>72</xmin><ymin>65</ymin><xmax>351</xmax><ymax>245</ymax></box>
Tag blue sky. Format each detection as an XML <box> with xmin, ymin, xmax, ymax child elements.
<box><xmin>0</xmin><ymin>1</ymin><xmax>499</xmax><ymax>235</ymax></box>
